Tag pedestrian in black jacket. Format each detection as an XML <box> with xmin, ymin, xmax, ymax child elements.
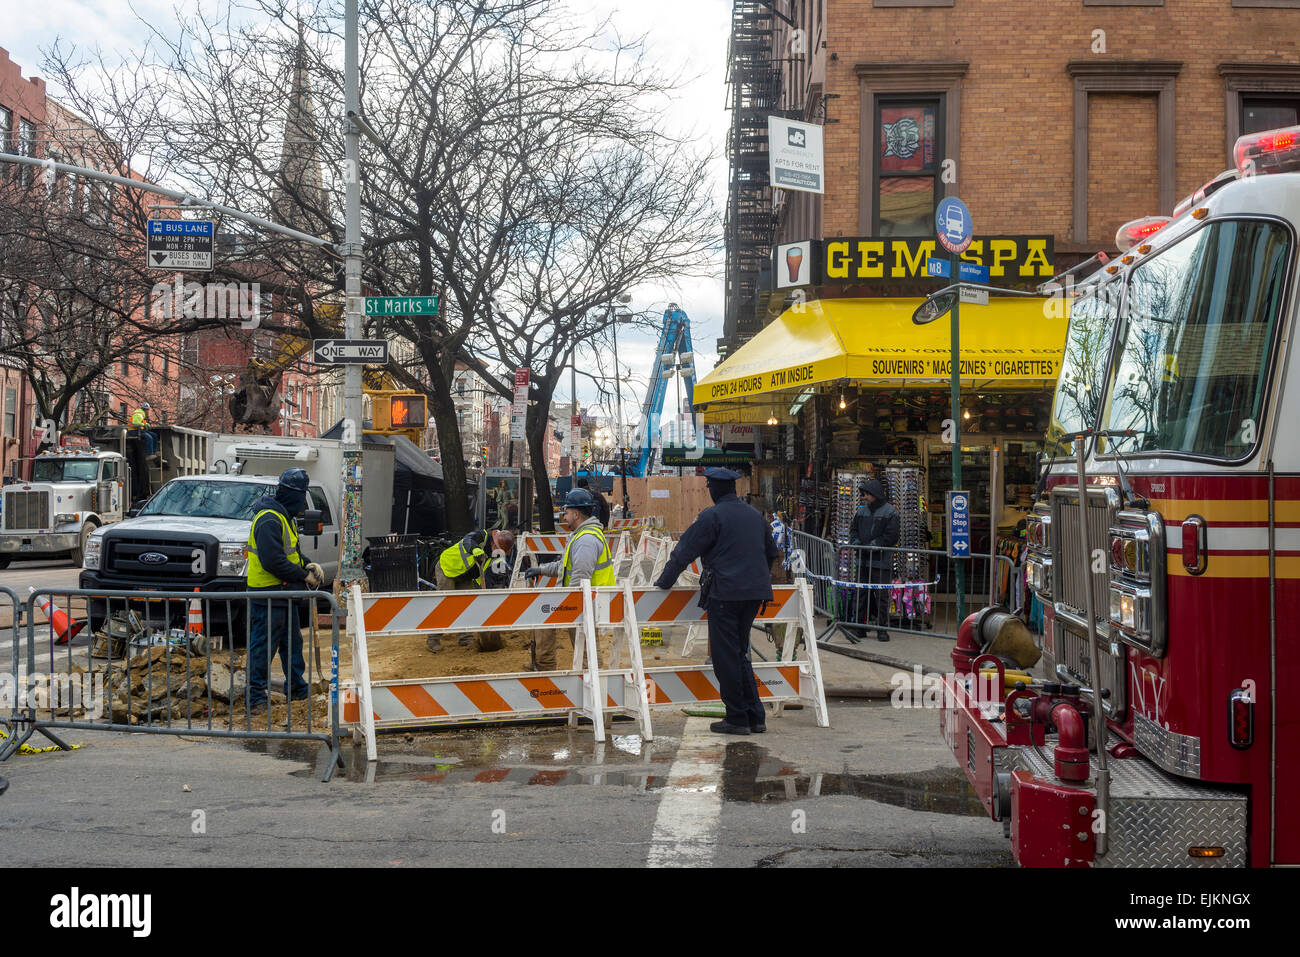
<box><xmin>655</xmin><ymin>467</ymin><xmax>780</xmax><ymax>735</ymax></box>
<box><xmin>849</xmin><ymin>477</ymin><xmax>900</xmax><ymax>642</ymax></box>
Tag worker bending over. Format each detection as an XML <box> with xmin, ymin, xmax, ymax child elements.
<box><xmin>430</xmin><ymin>527</ymin><xmax>515</xmax><ymax>653</ymax></box>
<box><xmin>523</xmin><ymin>488</ymin><xmax>614</xmax><ymax>670</ymax></box>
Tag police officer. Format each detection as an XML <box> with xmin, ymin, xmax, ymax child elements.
<box><xmin>655</xmin><ymin>467</ymin><xmax>780</xmax><ymax>735</ymax></box>
<box><xmin>431</xmin><ymin>526</ymin><xmax>515</xmax><ymax>653</ymax></box>
<box><xmin>523</xmin><ymin>488</ymin><xmax>615</xmax><ymax>670</ymax></box>
<box><xmin>245</xmin><ymin>467</ymin><xmax>324</xmax><ymax>712</ymax></box>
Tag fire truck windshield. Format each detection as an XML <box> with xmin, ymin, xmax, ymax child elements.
<box><xmin>1104</xmin><ymin>218</ymin><xmax>1290</xmax><ymax>460</ymax></box>
<box><xmin>1045</xmin><ymin>285</ymin><xmax>1120</xmax><ymax>458</ymax></box>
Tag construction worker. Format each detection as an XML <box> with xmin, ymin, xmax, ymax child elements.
<box><xmin>429</xmin><ymin>527</ymin><xmax>515</xmax><ymax>653</ymax></box>
<box><xmin>245</xmin><ymin>467</ymin><xmax>324</xmax><ymax>712</ymax></box>
<box><xmin>130</xmin><ymin>402</ymin><xmax>158</xmax><ymax>455</ymax></box>
<box><xmin>523</xmin><ymin>488</ymin><xmax>614</xmax><ymax>670</ymax></box>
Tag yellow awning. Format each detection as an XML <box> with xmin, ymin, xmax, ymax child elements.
<box><xmin>694</xmin><ymin>296</ymin><xmax>1067</xmax><ymax>422</ymax></box>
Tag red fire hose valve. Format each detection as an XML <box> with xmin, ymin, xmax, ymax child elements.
<box><xmin>1051</xmin><ymin>702</ymin><xmax>1090</xmax><ymax>783</ymax></box>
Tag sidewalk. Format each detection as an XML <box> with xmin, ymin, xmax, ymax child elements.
<box><xmin>807</xmin><ymin>616</ymin><xmax>956</xmax><ymax>697</ymax></box>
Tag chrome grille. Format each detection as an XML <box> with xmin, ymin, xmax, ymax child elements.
<box><xmin>1051</xmin><ymin>486</ymin><xmax>1116</xmax><ymax>624</ymax></box>
<box><xmin>3</xmin><ymin>490</ymin><xmax>50</xmax><ymax>530</ymax></box>
<box><xmin>1056</xmin><ymin>620</ymin><xmax>1127</xmax><ymax>716</ymax></box>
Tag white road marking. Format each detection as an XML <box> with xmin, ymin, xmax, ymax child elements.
<box><xmin>646</xmin><ymin>716</ymin><xmax>725</xmax><ymax>867</ymax></box>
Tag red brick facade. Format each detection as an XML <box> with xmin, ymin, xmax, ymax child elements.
<box><xmin>774</xmin><ymin>0</ymin><xmax>1300</xmax><ymax>257</ymax></box>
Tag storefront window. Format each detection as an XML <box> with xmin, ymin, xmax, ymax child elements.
<box><xmin>1105</xmin><ymin>219</ymin><xmax>1290</xmax><ymax>460</ymax></box>
<box><xmin>1045</xmin><ymin>286</ymin><xmax>1120</xmax><ymax>458</ymax></box>
<box><xmin>875</xmin><ymin>99</ymin><xmax>941</xmax><ymax>236</ymax></box>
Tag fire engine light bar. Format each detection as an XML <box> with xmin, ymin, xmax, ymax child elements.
<box><xmin>1234</xmin><ymin>124</ymin><xmax>1300</xmax><ymax>175</ymax></box>
<box><xmin>1115</xmin><ymin>216</ymin><xmax>1172</xmax><ymax>253</ymax></box>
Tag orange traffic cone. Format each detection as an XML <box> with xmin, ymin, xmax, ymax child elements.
<box><xmin>188</xmin><ymin>588</ymin><xmax>205</xmax><ymax>636</ymax></box>
<box><xmin>30</xmin><ymin>587</ymin><xmax>85</xmax><ymax>645</ymax></box>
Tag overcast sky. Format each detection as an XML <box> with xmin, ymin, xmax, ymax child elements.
<box><xmin>3</xmin><ymin>0</ymin><xmax>730</xmax><ymax>431</ymax></box>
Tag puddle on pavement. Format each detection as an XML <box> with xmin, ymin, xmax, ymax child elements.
<box><xmin>251</xmin><ymin>729</ymin><xmax>984</xmax><ymax>817</ymax></box>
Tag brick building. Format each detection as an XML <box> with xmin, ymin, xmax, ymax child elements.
<box><xmin>711</xmin><ymin>0</ymin><xmax>1300</xmax><ymax>543</ymax></box>
<box><xmin>724</xmin><ymin>0</ymin><xmax>1300</xmax><ymax>348</ymax></box>
<box><xmin>0</xmin><ymin>48</ymin><xmax>45</xmax><ymax>478</ymax></box>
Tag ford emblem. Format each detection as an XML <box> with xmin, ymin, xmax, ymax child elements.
<box><xmin>139</xmin><ymin>552</ymin><xmax>168</xmax><ymax>565</ymax></box>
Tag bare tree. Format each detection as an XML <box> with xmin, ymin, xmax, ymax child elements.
<box><xmin>37</xmin><ymin>0</ymin><xmax>715</xmax><ymax>534</ymax></box>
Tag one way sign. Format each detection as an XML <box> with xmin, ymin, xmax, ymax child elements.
<box><xmin>312</xmin><ymin>339</ymin><xmax>390</xmax><ymax>366</ymax></box>
<box><xmin>947</xmin><ymin>490</ymin><xmax>972</xmax><ymax>559</ymax></box>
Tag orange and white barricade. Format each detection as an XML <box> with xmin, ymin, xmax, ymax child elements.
<box><xmin>509</xmin><ymin>532</ymin><xmax>570</xmax><ymax>586</ymax></box>
<box><xmin>597</xmin><ymin>579</ymin><xmax>829</xmax><ymax>728</ymax></box>
<box><xmin>344</xmin><ymin>581</ymin><xmax>653</xmax><ymax>762</ymax></box>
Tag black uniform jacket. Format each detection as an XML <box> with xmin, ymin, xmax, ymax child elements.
<box><xmin>656</xmin><ymin>492</ymin><xmax>779</xmax><ymax>602</ymax></box>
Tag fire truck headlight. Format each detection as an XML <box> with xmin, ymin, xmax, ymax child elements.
<box><xmin>1108</xmin><ymin>582</ymin><xmax>1147</xmax><ymax>633</ymax></box>
<box><xmin>1026</xmin><ymin>555</ymin><xmax>1051</xmax><ymax>598</ymax></box>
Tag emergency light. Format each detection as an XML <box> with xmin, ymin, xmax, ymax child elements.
<box><xmin>1234</xmin><ymin>124</ymin><xmax>1300</xmax><ymax>176</ymax></box>
<box><xmin>1114</xmin><ymin>216</ymin><xmax>1171</xmax><ymax>253</ymax></box>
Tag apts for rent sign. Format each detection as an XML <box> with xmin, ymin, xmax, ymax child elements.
<box><xmin>768</xmin><ymin>117</ymin><xmax>824</xmax><ymax>194</ymax></box>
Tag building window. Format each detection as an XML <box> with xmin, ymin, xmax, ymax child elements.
<box><xmin>1067</xmin><ymin>61</ymin><xmax>1181</xmax><ymax>243</ymax></box>
<box><xmin>1242</xmin><ymin>95</ymin><xmax>1300</xmax><ymax>134</ymax></box>
<box><xmin>0</xmin><ymin>107</ymin><xmax>11</xmax><ymax>182</ymax></box>
<box><xmin>120</xmin><ymin>356</ymin><xmax>129</xmax><ymax>377</ymax></box>
<box><xmin>873</xmin><ymin>97</ymin><xmax>943</xmax><ymax>236</ymax></box>
<box><xmin>119</xmin><ymin>401</ymin><xmax>128</xmax><ymax>423</ymax></box>
<box><xmin>4</xmin><ymin>388</ymin><xmax>16</xmax><ymax>439</ymax></box>
<box><xmin>856</xmin><ymin>63</ymin><xmax>967</xmax><ymax>235</ymax></box>
<box><xmin>1218</xmin><ymin>64</ymin><xmax>1300</xmax><ymax>166</ymax></box>
<box><xmin>18</xmin><ymin>118</ymin><xmax>35</xmax><ymax>188</ymax></box>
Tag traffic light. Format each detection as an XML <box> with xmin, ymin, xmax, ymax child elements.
<box><xmin>583</xmin><ymin>444</ymin><xmax>591</xmax><ymax>461</ymax></box>
<box><xmin>482</xmin><ymin>445</ymin><xmax>489</xmax><ymax>461</ymax></box>
<box><xmin>389</xmin><ymin>394</ymin><xmax>426</xmax><ymax>428</ymax></box>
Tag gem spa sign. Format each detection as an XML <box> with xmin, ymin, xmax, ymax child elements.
<box><xmin>773</xmin><ymin>236</ymin><xmax>1053</xmax><ymax>288</ymax></box>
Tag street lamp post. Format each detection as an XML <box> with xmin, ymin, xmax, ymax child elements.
<box><xmin>610</xmin><ymin>298</ymin><xmax>633</xmax><ymax>515</ymax></box>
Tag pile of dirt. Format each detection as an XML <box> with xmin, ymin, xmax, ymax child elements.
<box><xmin>354</xmin><ymin>627</ymin><xmax>699</xmax><ymax>682</ymax></box>
<box><xmin>70</xmin><ymin>645</ymin><xmax>329</xmax><ymax>728</ymax></box>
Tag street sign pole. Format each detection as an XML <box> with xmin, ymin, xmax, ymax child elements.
<box><xmin>950</xmin><ymin>248</ymin><xmax>965</xmax><ymax>626</ymax></box>
<box><xmin>340</xmin><ymin>0</ymin><xmax>365</xmax><ymax>592</ymax></box>
<box><xmin>936</xmin><ymin>195</ymin><xmax>973</xmax><ymax>627</ymax></box>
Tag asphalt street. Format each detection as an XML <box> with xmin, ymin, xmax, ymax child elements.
<box><xmin>0</xmin><ymin>693</ymin><xmax>1013</xmax><ymax>867</ymax></box>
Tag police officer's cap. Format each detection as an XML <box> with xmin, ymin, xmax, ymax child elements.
<box><xmin>703</xmin><ymin>467</ymin><xmax>742</xmax><ymax>481</ymax></box>
<box><xmin>563</xmin><ymin>488</ymin><xmax>596</xmax><ymax>509</ymax></box>
<box><xmin>278</xmin><ymin>467</ymin><xmax>310</xmax><ymax>492</ymax></box>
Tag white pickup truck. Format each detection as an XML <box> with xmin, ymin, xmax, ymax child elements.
<box><xmin>78</xmin><ymin>436</ymin><xmax>395</xmax><ymax>638</ymax></box>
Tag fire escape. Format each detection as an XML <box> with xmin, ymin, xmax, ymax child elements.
<box><xmin>722</xmin><ymin>1</ymin><xmax>789</xmax><ymax>358</ymax></box>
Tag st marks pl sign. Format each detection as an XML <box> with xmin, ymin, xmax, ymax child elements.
<box><xmin>774</xmin><ymin>235</ymin><xmax>1053</xmax><ymax>289</ymax></box>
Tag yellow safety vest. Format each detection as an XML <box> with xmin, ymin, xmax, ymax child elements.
<box><xmin>561</xmin><ymin>525</ymin><xmax>615</xmax><ymax>587</ymax></box>
<box><xmin>130</xmin><ymin>409</ymin><xmax>148</xmax><ymax>426</ymax></box>
<box><xmin>246</xmin><ymin>508</ymin><xmax>304</xmax><ymax>588</ymax></box>
<box><xmin>440</xmin><ymin>531</ymin><xmax>489</xmax><ymax>585</ymax></box>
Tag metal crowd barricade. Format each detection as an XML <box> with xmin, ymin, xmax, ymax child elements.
<box><xmin>0</xmin><ymin>586</ymin><xmax>343</xmax><ymax>781</ymax></box>
<box><xmin>780</xmin><ymin>528</ymin><xmax>1015</xmax><ymax>641</ymax></box>
<box><xmin>1</xmin><ymin>585</ymin><xmax>24</xmax><ymax>752</ymax></box>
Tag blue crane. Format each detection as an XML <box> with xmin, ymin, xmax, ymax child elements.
<box><xmin>627</xmin><ymin>305</ymin><xmax>698</xmax><ymax>477</ymax></box>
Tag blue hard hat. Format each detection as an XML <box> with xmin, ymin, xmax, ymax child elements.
<box><xmin>278</xmin><ymin>467</ymin><xmax>310</xmax><ymax>492</ymax></box>
<box><xmin>703</xmin><ymin>467</ymin><xmax>742</xmax><ymax>481</ymax></box>
<box><xmin>563</xmin><ymin>488</ymin><xmax>596</xmax><ymax>509</ymax></box>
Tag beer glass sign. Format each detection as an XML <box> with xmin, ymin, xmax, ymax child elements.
<box><xmin>776</xmin><ymin>240</ymin><xmax>812</xmax><ymax>288</ymax></box>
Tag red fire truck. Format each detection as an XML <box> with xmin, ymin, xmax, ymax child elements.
<box><xmin>940</xmin><ymin>125</ymin><xmax>1300</xmax><ymax>867</ymax></box>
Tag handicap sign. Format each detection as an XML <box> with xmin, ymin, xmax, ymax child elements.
<box><xmin>947</xmin><ymin>490</ymin><xmax>972</xmax><ymax>559</ymax></box>
<box><xmin>936</xmin><ymin>197</ymin><xmax>973</xmax><ymax>255</ymax></box>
